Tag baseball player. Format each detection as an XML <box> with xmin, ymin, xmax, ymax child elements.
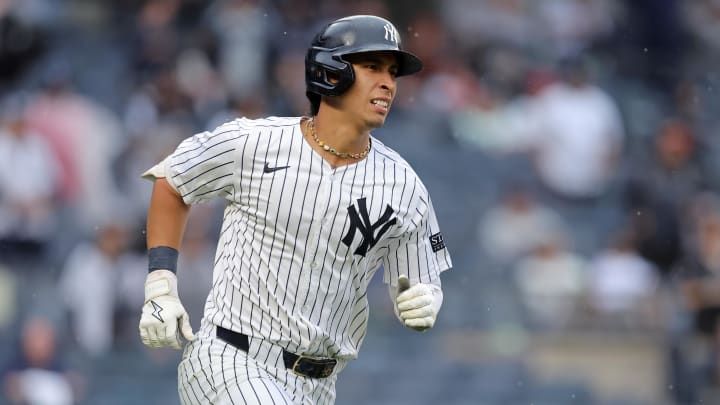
<box><xmin>139</xmin><ymin>15</ymin><xmax>452</xmax><ymax>405</ymax></box>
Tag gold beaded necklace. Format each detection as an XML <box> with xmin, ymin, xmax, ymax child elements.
<box><xmin>307</xmin><ymin>117</ymin><xmax>371</xmax><ymax>160</ymax></box>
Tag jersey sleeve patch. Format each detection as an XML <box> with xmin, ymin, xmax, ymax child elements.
<box><xmin>430</xmin><ymin>232</ymin><xmax>445</xmax><ymax>253</ymax></box>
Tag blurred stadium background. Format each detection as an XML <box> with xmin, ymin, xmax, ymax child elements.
<box><xmin>1</xmin><ymin>0</ymin><xmax>720</xmax><ymax>404</ymax></box>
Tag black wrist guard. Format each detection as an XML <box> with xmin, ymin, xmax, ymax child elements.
<box><xmin>148</xmin><ymin>246</ymin><xmax>178</xmax><ymax>274</ymax></box>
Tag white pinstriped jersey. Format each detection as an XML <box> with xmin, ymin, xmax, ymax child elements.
<box><xmin>156</xmin><ymin>116</ymin><xmax>452</xmax><ymax>361</ymax></box>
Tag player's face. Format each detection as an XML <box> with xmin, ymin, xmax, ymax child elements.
<box><xmin>342</xmin><ymin>51</ymin><xmax>399</xmax><ymax>128</ymax></box>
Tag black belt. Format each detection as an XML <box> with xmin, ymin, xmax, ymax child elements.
<box><xmin>216</xmin><ymin>326</ymin><xmax>337</xmax><ymax>379</ymax></box>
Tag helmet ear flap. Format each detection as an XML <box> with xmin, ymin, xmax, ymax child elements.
<box><xmin>305</xmin><ymin>50</ymin><xmax>355</xmax><ymax>97</ymax></box>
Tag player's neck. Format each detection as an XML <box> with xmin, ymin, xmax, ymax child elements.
<box><xmin>315</xmin><ymin>108</ymin><xmax>371</xmax><ymax>142</ymax></box>
<box><xmin>303</xmin><ymin>112</ymin><xmax>371</xmax><ymax>167</ymax></box>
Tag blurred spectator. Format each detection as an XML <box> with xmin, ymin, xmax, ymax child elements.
<box><xmin>0</xmin><ymin>1</ymin><xmax>46</xmax><ymax>88</ymax></box>
<box><xmin>7</xmin><ymin>0</ymin><xmax>61</xmax><ymax>27</ymax></box>
<box><xmin>176</xmin><ymin>47</ymin><xmax>228</xmax><ymax>123</ymax></box>
<box><xmin>623</xmin><ymin>119</ymin><xmax>706</xmax><ymax>278</ymax></box>
<box><xmin>584</xmin><ymin>228</ymin><xmax>661</xmax><ymax>329</ymax></box>
<box><xmin>640</xmin><ymin>119</ymin><xmax>705</xmax><ymax>200</ymax></box>
<box><xmin>119</xmin><ymin>67</ymin><xmax>196</xmax><ymax>220</ymax></box>
<box><xmin>478</xmin><ymin>182</ymin><xmax>567</xmax><ymax>265</ymax></box>
<box><xmin>58</xmin><ymin>221</ymin><xmax>144</xmax><ymax>356</ymax></box>
<box><xmin>405</xmin><ymin>12</ymin><xmax>482</xmax><ymax>112</ymax></box>
<box><xmin>450</xmin><ymin>86</ymin><xmax>527</xmax><ymax>155</ymax></box>
<box><xmin>0</xmin><ymin>95</ymin><xmax>60</xmax><ymax>258</ymax></box>
<box><xmin>123</xmin><ymin>67</ymin><xmax>195</xmax><ymax>138</ymax></box>
<box><xmin>268</xmin><ymin>47</ymin><xmax>308</xmax><ymax>116</ymax></box>
<box><xmin>680</xmin><ymin>0</ymin><xmax>720</xmax><ymax>94</ymax></box>
<box><xmin>1</xmin><ymin>316</ymin><xmax>82</xmax><ymax>405</ymax></box>
<box><xmin>514</xmin><ymin>232</ymin><xmax>587</xmax><ymax>329</ymax></box>
<box><xmin>208</xmin><ymin>93</ymin><xmax>269</xmax><ymax>129</ymax></box>
<box><xmin>682</xmin><ymin>0</ymin><xmax>720</xmax><ymax>56</ymax></box>
<box><xmin>24</xmin><ymin>80</ymin><xmax>125</xmax><ymax>232</ymax></box>
<box><xmin>676</xmin><ymin>193</ymin><xmax>720</xmax><ymax>388</ymax></box>
<box><xmin>404</xmin><ymin>12</ymin><xmax>450</xmax><ymax>75</ymax></box>
<box><xmin>115</xmin><ymin>119</ymin><xmax>192</xmax><ymax>221</ymax></box>
<box><xmin>441</xmin><ymin>0</ymin><xmax>535</xmax><ymax>50</ymax></box>
<box><xmin>205</xmin><ymin>0</ymin><xmax>274</xmax><ymax>100</ymax></box>
<box><xmin>129</xmin><ymin>0</ymin><xmax>183</xmax><ymax>80</ymax></box>
<box><xmin>535</xmin><ymin>0</ymin><xmax>620</xmax><ymax>57</ymax></box>
<box><xmin>472</xmin><ymin>43</ymin><xmax>532</xmax><ymax>98</ymax></box>
<box><xmin>270</xmin><ymin>0</ymin><xmax>327</xmax><ymax>48</ymax></box>
<box><xmin>449</xmin><ymin>67</ymin><xmax>552</xmax><ymax>154</ymax></box>
<box><xmin>524</xmin><ymin>54</ymin><xmax>625</xmax><ymax>201</ymax></box>
<box><xmin>417</xmin><ymin>58</ymin><xmax>482</xmax><ymax>114</ymax></box>
<box><xmin>614</xmin><ymin>0</ymin><xmax>688</xmax><ymax>93</ymax></box>
<box><xmin>672</xmin><ymin>78</ymin><xmax>704</xmax><ymax>124</ymax></box>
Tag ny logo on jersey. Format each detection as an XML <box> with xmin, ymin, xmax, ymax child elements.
<box><xmin>383</xmin><ymin>23</ymin><xmax>398</xmax><ymax>44</ymax></box>
<box><xmin>342</xmin><ymin>197</ymin><xmax>397</xmax><ymax>257</ymax></box>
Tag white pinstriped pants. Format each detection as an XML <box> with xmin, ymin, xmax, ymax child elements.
<box><xmin>177</xmin><ymin>324</ymin><xmax>346</xmax><ymax>405</ymax></box>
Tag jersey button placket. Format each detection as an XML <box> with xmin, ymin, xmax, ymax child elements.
<box><xmin>301</xmin><ymin>175</ymin><xmax>329</xmax><ymax>316</ymax></box>
<box><xmin>320</xmin><ymin>173</ymin><xmax>339</xmax><ymax>229</ymax></box>
<box><xmin>302</xmin><ymin>260</ymin><xmax>320</xmax><ymax>316</ymax></box>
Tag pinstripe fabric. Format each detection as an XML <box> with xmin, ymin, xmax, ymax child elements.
<box><xmin>152</xmin><ymin>116</ymin><xmax>452</xmax><ymax>404</ymax></box>
<box><xmin>179</xmin><ymin>324</ymin><xmax>341</xmax><ymax>405</ymax></box>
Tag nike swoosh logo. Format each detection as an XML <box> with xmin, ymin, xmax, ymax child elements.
<box><xmin>264</xmin><ymin>163</ymin><xmax>290</xmax><ymax>173</ymax></box>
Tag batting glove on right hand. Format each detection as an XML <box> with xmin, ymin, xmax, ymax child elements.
<box><xmin>139</xmin><ymin>270</ymin><xmax>195</xmax><ymax>349</ymax></box>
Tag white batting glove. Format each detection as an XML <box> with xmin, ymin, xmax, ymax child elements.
<box><xmin>395</xmin><ymin>276</ymin><xmax>443</xmax><ymax>332</ymax></box>
<box><xmin>139</xmin><ymin>270</ymin><xmax>195</xmax><ymax>349</ymax></box>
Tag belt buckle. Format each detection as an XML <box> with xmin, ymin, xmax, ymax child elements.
<box><xmin>291</xmin><ymin>356</ymin><xmax>337</xmax><ymax>379</ymax></box>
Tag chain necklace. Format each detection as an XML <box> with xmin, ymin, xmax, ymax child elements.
<box><xmin>307</xmin><ymin>117</ymin><xmax>371</xmax><ymax>160</ymax></box>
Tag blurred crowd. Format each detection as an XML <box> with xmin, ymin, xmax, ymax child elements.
<box><xmin>2</xmin><ymin>0</ymin><xmax>720</xmax><ymax>404</ymax></box>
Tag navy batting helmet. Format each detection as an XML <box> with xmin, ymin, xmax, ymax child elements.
<box><xmin>305</xmin><ymin>15</ymin><xmax>423</xmax><ymax>100</ymax></box>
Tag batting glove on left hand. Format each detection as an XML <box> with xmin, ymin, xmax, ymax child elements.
<box><xmin>395</xmin><ymin>276</ymin><xmax>443</xmax><ymax>332</ymax></box>
<box><xmin>139</xmin><ymin>270</ymin><xmax>195</xmax><ymax>349</ymax></box>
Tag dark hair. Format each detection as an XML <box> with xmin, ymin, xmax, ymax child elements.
<box><xmin>307</xmin><ymin>91</ymin><xmax>321</xmax><ymax>116</ymax></box>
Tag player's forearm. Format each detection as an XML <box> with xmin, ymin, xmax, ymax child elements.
<box><xmin>140</xmin><ymin>180</ymin><xmax>195</xmax><ymax>349</ymax></box>
<box><xmin>146</xmin><ymin>177</ymin><xmax>190</xmax><ymax>250</ymax></box>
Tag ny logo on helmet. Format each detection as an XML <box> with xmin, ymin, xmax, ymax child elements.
<box><xmin>384</xmin><ymin>23</ymin><xmax>398</xmax><ymax>44</ymax></box>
